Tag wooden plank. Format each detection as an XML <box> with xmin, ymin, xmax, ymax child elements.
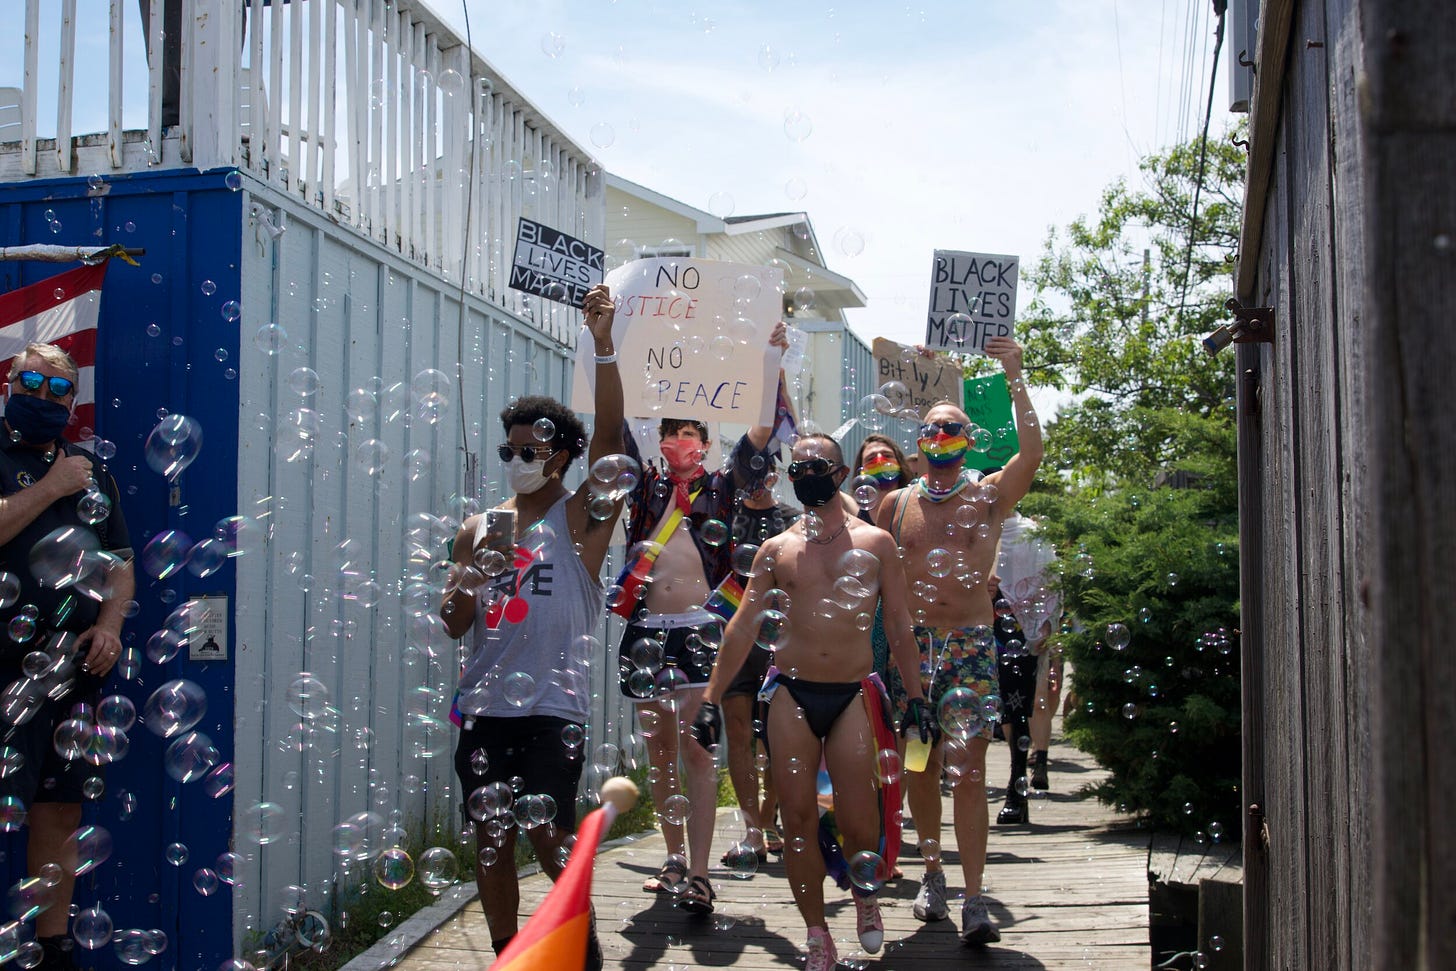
<box><xmin>21</xmin><ymin>0</ymin><xmax>38</xmax><ymax>174</ymax></box>
<box><xmin>54</xmin><ymin>0</ymin><xmax>76</xmax><ymax>173</ymax></box>
<box><xmin>305</xmin><ymin>0</ymin><xmax>322</xmax><ymax>196</ymax></box>
<box><xmin>268</xmin><ymin>0</ymin><xmax>284</xmax><ymax>178</ymax></box>
<box><xmin>288</xmin><ymin>0</ymin><xmax>304</xmax><ymax>191</ymax></box>
<box><xmin>1235</xmin><ymin>0</ymin><xmax>1295</xmax><ymax>299</ymax></box>
<box><xmin>320</xmin><ymin>0</ymin><xmax>336</xmax><ymax>213</ymax></box>
<box><xmin>107</xmin><ymin>0</ymin><xmax>123</xmax><ymax>168</ymax></box>
<box><xmin>247</xmin><ymin>0</ymin><xmax>264</xmax><ymax>171</ymax></box>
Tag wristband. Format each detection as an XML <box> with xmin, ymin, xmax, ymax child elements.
<box><xmin>594</xmin><ymin>352</ymin><xmax>617</xmax><ymax>364</ymax></box>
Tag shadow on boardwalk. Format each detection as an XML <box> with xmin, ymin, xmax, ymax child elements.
<box><xmin>385</xmin><ymin>734</ymin><xmax>1147</xmax><ymax>970</ymax></box>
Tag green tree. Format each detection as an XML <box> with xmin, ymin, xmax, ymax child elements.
<box><xmin>976</xmin><ymin>127</ymin><xmax>1246</xmax><ymax>835</ymax></box>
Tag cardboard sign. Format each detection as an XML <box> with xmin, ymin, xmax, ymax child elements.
<box><xmin>508</xmin><ymin>217</ymin><xmax>605</xmax><ymax>307</ymax></box>
<box><xmin>962</xmin><ymin>373</ymin><xmax>1019</xmax><ymax>472</ymax></box>
<box><xmin>872</xmin><ymin>337</ymin><xmax>964</xmax><ymax>419</ymax></box>
<box><xmin>572</xmin><ymin>258</ymin><xmax>784</xmax><ymax>425</ymax></box>
<box><xmin>924</xmin><ymin>249</ymin><xmax>1020</xmax><ymax>353</ymax></box>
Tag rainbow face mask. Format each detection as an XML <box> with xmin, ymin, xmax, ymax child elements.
<box><xmin>860</xmin><ymin>456</ymin><xmax>902</xmax><ymax>487</ymax></box>
<box><xmin>918</xmin><ymin>422</ymin><xmax>970</xmax><ymax>467</ymax></box>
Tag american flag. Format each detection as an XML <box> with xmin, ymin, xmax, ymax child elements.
<box><xmin>0</xmin><ymin>262</ymin><xmax>108</xmax><ymax>441</ymax></box>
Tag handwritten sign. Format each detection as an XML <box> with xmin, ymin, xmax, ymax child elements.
<box><xmin>572</xmin><ymin>258</ymin><xmax>784</xmax><ymax>424</ymax></box>
<box><xmin>872</xmin><ymin>337</ymin><xmax>964</xmax><ymax>419</ymax></box>
<box><xmin>509</xmin><ymin>217</ymin><xmax>605</xmax><ymax>307</ymax></box>
<box><xmin>962</xmin><ymin>373</ymin><xmax>1019</xmax><ymax>472</ymax></box>
<box><xmin>924</xmin><ymin>249</ymin><xmax>1019</xmax><ymax>353</ymax></box>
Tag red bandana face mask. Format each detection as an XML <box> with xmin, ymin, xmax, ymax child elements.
<box><xmin>659</xmin><ymin>438</ymin><xmax>706</xmax><ymax>478</ymax></box>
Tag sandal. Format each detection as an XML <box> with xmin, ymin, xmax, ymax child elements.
<box><xmin>676</xmin><ymin>874</ymin><xmax>716</xmax><ymax>915</ymax></box>
<box><xmin>764</xmin><ymin>830</ymin><xmax>784</xmax><ymax>856</ymax></box>
<box><xmin>642</xmin><ymin>858</ymin><xmax>688</xmax><ymax>894</ymax></box>
<box><xmin>720</xmin><ymin>844</ymin><xmax>769</xmax><ymax>866</ymax></box>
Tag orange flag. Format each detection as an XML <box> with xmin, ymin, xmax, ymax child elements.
<box><xmin>491</xmin><ymin>803</ymin><xmax>612</xmax><ymax>970</ymax></box>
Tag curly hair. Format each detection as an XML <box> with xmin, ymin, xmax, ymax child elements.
<box><xmin>499</xmin><ymin>395</ymin><xmax>588</xmax><ymax>464</ymax></box>
<box><xmin>658</xmin><ymin>417</ymin><xmax>709</xmax><ymax>442</ymax></box>
<box><xmin>854</xmin><ymin>434</ymin><xmax>910</xmax><ymax>488</ymax></box>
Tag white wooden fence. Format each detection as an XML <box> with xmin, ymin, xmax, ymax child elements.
<box><xmin>6</xmin><ymin>0</ymin><xmax>602</xmax><ymax>345</ymax></box>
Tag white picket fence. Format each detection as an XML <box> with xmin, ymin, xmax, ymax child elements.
<box><xmin>6</xmin><ymin>0</ymin><xmax>602</xmax><ymax>344</ymax></box>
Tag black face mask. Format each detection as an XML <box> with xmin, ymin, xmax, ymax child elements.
<box><xmin>6</xmin><ymin>394</ymin><xmax>70</xmax><ymax>445</ymax></box>
<box><xmin>792</xmin><ymin>472</ymin><xmax>840</xmax><ymax>508</ymax></box>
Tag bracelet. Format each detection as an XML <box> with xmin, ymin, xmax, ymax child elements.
<box><xmin>594</xmin><ymin>352</ymin><xmax>617</xmax><ymax>364</ymax></box>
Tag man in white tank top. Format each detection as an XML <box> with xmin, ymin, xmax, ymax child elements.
<box><xmin>439</xmin><ymin>285</ymin><xmax>624</xmax><ymax>968</ymax></box>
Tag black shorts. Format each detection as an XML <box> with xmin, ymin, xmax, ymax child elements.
<box><xmin>0</xmin><ymin>668</ymin><xmax>105</xmax><ymax>807</ymax></box>
<box><xmin>453</xmin><ymin>715</ymin><xmax>584</xmax><ymax>834</ymax></box>
<box><xmin>724</xmin><ymin>645</ymin><xmax>771</xmax><ymax>699</ymax></box>
<box><xmin>617</xmin><ymin>613</ymin><xmax>722</xmax><ymax>700</ymax></box>
<box><xmin>996</xmin><ymin>653</ymin><xmax>1039</xmax><ymax>739</ymax></box>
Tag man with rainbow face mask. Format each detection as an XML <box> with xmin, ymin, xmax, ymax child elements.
<box><xmin>873</xmin><ymin>334</ymin><xmax>1043</xmax><ymax>946</ymax></box>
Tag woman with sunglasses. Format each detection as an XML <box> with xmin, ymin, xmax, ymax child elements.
<box><xmin>849</xmin><ymin>434</ymin><xmax>911</xmax><ymax>524</ymax></box>
<box><xmin>439</xmin><ymin>284</ymin><xmax>623</xmax><ymax>970</ymax></box>
<box><xmin>0</xmin><ymin>342</ymin><xmax>135</xmax><ymax>967</ymax></box>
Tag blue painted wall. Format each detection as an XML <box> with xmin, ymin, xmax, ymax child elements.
<box><xmin>0</xmin><ymin>168</ymin><xmax>242</xmax><ymax>968</ymax></box>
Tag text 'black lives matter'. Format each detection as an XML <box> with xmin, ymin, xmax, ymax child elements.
<box><xmin>509</xmin><ymin>217</ymin><xmax>606</xmax><ymax>307</ymax></box>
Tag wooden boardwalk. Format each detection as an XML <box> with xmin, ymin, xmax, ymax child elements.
<box><xmin>383</xmin><ymin>734</ymin><xmax>1151</xmax><ymax>970</ymax></box>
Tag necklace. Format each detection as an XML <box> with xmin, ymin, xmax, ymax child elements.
<box><xmin>806</xmin><ymin>516</ymin><xmax>849</xmax><ymax>545</ymax></box>
<box><xmin>916</xmin><ymin>471</ymin><xmax>973</xmax><ymax>503</ymax></box>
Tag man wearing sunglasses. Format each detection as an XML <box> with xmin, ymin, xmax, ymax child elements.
<box><xmin>875</xmin><ymin>334</ymin><xmax>1043</xmax><ymax>946</ymax></box>
<box><xmin>616</xmin><ymin>322</ymin><xmax>789</xmax><ymax>915</ymax></box>
<box><xmin>438</xmin><ymin>284</ymin><xmax>623</xmax><ymax>970</ymax></box>
<box><xmin>693</xmin><ymin>433</ymin><xmax>931</xmax><ymax>970</ymax></box>
<box><xmin>0</xmin><ymin>342</ymin><xmax>134</xmax><ymax>970</ymax></box>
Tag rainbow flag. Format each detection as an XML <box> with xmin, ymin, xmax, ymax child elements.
<box><xmin>704</xmin><ymin>574</ymin><xmax>745</xmax><ymax>622</ymax></box>
<box><xmin>491</xmin><ymin>802</ymin><xmax>612</xmax><ymax>969</ymax></box>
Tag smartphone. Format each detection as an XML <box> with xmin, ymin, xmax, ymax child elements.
<box><xmin>483</xmin><ymin>508</ymin><xmax>516</xmax><ymax>555</ymax></box>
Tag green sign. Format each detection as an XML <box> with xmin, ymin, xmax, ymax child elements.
<box><xmin>962</xmin><ymin>373</ymin><xmax>1019</xmax><ymax>471</ymax></box>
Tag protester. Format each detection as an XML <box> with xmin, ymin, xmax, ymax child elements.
<box><xmin>996</xmin><ymin>511</ymin><xmax>1062</xmax><ymax>792</ymax></box>
<box><xmin>991</xmin><ymin>582</ymin><xmax>1037</xmax><ymax>824</ymax></box>
<box><xmin>849</xmin><ymin>434</ymin><xmax>911</xmax><ymax>524</ymax></box>
<box><xmin>617</xmin><ymin>323</ymin><xmax>788</xmax><ymax>914</ymax></box>
<box><xmin>717</xmin><ymin>474</ymin><xmax>797</xmax><ymax>863</ymax></box>
<box><xmin>876</xmin><ymin>335</ymin><xmax>1042</xmax><ymax>945</ymax></box>
<box><xmin>694</xmin><ymin>433</ymin><xmax>933</xmax><ymax>971</ymax></box>
<box><xmin>0</xmin><ymin>342</ymin><xmax>134</xmax><ymax>971</ymax></box>
<box><xmin>439</xmin><ymin>284</ymin><xmax>622</xmax><ymax>969</ymax></box>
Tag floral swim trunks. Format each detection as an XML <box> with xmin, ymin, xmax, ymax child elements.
<box><xmin>887</xmin><ymin>624</ymin><xmax>1001</xmax><ymax>740</ymax></box>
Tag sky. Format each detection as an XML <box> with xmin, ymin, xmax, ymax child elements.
<box><xmin>432</xmin><ymin>0</ymin><xmax>1228</xmax><ymax>353</ymax></box>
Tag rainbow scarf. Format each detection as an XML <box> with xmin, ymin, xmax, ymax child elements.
<box><xmin>860</xmin><ymin>456</ymin><xmax>901</xmax><ymax>487</ymax></box>
<box><xmin>916</xmin><ymin>469</ymin><xmax>974</xmax><ymax>503</ymax></box>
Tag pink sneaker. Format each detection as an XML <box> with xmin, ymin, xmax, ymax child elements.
<box><xmin>805</xmin><ymin>925</ymin><xmax>839</xmax><ymax>971</ymax></box>
<box><xmin>854</xmin><ymin>893</ymin><xmax>884</xmax><ymax>953</ymax></box>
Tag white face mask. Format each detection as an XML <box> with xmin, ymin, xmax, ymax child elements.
<box><xmin>506</xmin><ymin>457</ymin><xmax>552</xmax><ymax>495</ymax></box>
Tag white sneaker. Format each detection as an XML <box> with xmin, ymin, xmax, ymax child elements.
<box><xmin>912</xmin><ymin>869</ymin><xmax>949</xmax><ymax>922</ymax></box>
<box><xmin>805</xmin><ymin>925</ymin><xmax>839</xmax><ymax>971</ymax></box>
<box><xmin>959</xmin><ymin>894</ymin><xmax>1001</xmax><ymax>945</ymax></box>
<box><xmin>854</xmin><ymin>893</ymin><xmax>884</xmax><ymax>953</ymax></box>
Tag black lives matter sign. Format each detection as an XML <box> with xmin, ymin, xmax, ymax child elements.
<box><xmin>923</xmin><ymin>249</ymin><xmax>1019</xmax><ymax>353</ymax></box>
<box><xmin>509</xmin><ymin>217</ymin><xmax>605</xmax><ymax>308</ymax></box>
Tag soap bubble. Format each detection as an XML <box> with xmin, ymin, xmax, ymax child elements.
<box><xmin>224</xmin><ymin>170</ymin><xmax>243</xmax><ymax>191</ymax></box>
<box><xmin>76</xmin><ymin>487</ymin><xmax>112</xmax><ymax>525</ymax></box>
<box><xmin>73</xmin><ymin>903</ymin><xmax>114</xmax><ymax>948</ymax></box>
<box><xmin>659</xmin><ymin>794</ymin><xmax>690</xmax><ymax>827</ymax></box>
<box><xmin>165</xmin><ymin>842</ymin><xmax>189</xmax><ymax>866</ymax></box>
<box><xmin>287</xmin><ymin>674</ymin><xmax>330</xmax><ymax>720</ymax></box>
<box><xmin>700</xmin><ymin>519</ymin><xmax>729</xmax><ymax>547</ymax></box>
<box><xmin>1106</xmin><ymin>623</ymin><xmax>1131</xmax><ymax>651</ymax></box>
<box><xmin>97</xmin><ymin>695</ymin><xmax>136</xmax><ymax>731</ymax></box>
<box><xmin>589</xmin><ymin>122</ymin><xmax>615</xmax><ymax>149</ymax></box>
<box><xmin>6</xmin><ymin>615</ymin><xmax>35</xmax><ymax>644</ymax></box>
<box><xmin>783</xmin><ymin>108</ymin><xmax>813</xmax><ymax>142</ymax></box>
<box><xmin>253</xmin><ymin>322</ymin><xmax>287</xmax><ymax>354</ymax></box>
<box><xmin>731</xmin><ymin>543</ymin><xmax>761</xmax><ymax>576</ymax></box>
<box><xmin>221</xmin><ymin>300</ymin><xmax>242</xmax><ymax>323</ymax></box>
<box><xmin>839</xmin><ymin>548</ymin><xmax>880</xmax><ymax>581</ymax></box>
<box><xmin>143</xmin><ymin>680</ymin><xmax>207</xmax><ymax>738</ymax></box>
<box><xmin>29</xmin><ymin>526</ymin><xmax>99</xmax><ymax>589</ymax></box>
<box><xmin>165</xmin><ymin>731</ymin><xmax>220</xmax><ymax>782</ymax></box>
<box><xmin>852</xmin><ymin>475</ymin><xmax>878</xmax><ymax>508</ymax></box>
<box><xmin>411</xmin><ymin>369</ymin><xmax>452</xmax><ymax>424</ymax></box>
<box><xmin>144</xmin><ymin>414</ymin><xmax>203</xmax><ymax>480</ymax></box>
<box><xmin>240</xmin><ymin>801</ymin><xmax>286</xmax><ymax>844</ymax></box>
<box><xmin>754</xmin><ymin>609</ymin><xmax>788</xmax><ymax>651</ymax></box>
<box><xmin>289</xmin><ymin>368</ymin><xmax>320</xmax><ymax>396</ymax></box>
<box><xmin>374</xmin><ymin>847</ymin><xmax>415</xmax><ymax>890</ymax></box>
<box><xmin>0</xmin><ymin>796</ymin><xmax>25</xmax><ymax>832</ymax></box>
<box><xmin>141</xmin><ymin>530</ymin><xmax>192</xmax><ymax>580</ymax></box>
<box><xmin>502</xmin><ymin>672</ymin><xmax>536</xmax><ymax>708</ymax></box>
<box><xmin>722</xmin><ymin>842</ymin><xmax>759</xmax><ymax>879</ymax></box>
<box><xmin>0</xmin><ymin>572</ymin><xmax>18</xmax><ymax>608</ymax></box>
<box><xmin>876</xmin><ymin>748</ymin><xmax>902</xmax><ymax>786</ymax></box>
<box><xmin>938</xmin><ymin>687</ymin><xmax>981</xmax><ymax>740</ymax></box>
<box><xmin>417</xmin><ymin>846</ymin><xmax>459</xmax><ymax>893</ymax></box>
<box><xmin>200</xmin><ymin>280</ymin><xmax>217</xmax><ymax>296</ymax></box>
<box><xmin>792</xmin><ymin>287</ymin><xmax>816</xmax><ymax>313</ymax></box>
<box><xmin>193</xmin><ymin>868</ymin><xmax>219</xmax><ymax>895</ymax></box>
<box><xmin>66</xmin><ymin>824</ymin><xmax>113</xmax><ymax>876</ymax></box>
<box><xmin>629</xmin><ymin>638</ymin><xmax>664</xmax><ymax>672</ymax></box>
<box><xmin>926</xmin><ymin>548</ymin><xmax>953</xmax><ymax>578</ymax></box>
<box><xmin>532</xmin><ymin>417</ymin><xmax>556</xmax><ymax>442</ymax></box>
<box><xmin>847</xmin><ymin>850</ymin><xmax>887</xmax><ymax>893</ymax></box>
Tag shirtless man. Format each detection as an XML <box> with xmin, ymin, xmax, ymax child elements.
<box><xmin>617</xmin><ymin>323</ymin><xmax>787</xmax><ymax>914</ymax></box>
<box><xmin>693</xmin><ymin>434</ymin><xmax>932</xmax><ymax>971</ymax></box>
<box><xmin>875</xmin><ymin>335</ymin><xmax>1042</xmax><ymax>945</ymax></box>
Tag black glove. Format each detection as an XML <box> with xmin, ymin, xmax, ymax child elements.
<box><xmin>900</xmin><ymin>696</ymin><xmax>937</xmax><ymax>745</ymax></box>
<box><xmin>691</xmin><ymin>701</ymin><xmax>722</xmax><ymax>752</ymax></box>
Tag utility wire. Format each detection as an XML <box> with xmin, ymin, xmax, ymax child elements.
<box><xmin>1173</xmin><ymin>1</ymin><xmax>1226</xmax><ymax>328</ymax></box>
<box><xmin>454</xmin><ymin>0</ymin><xmax>478</xmax><ymax>497</ymax></box>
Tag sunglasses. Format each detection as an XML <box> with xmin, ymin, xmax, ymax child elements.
<box><xmin>14</xmin><ymin>370</ymin><xmax>75</xmax><ymax>398</ymax></box>
<box><xmin>786</xmin><ymin>458</ymin><xmax>842</xmax><ymax>481</ymax></box>
<box><xmin>497</xmin><ymin>443</ymin><xmax>556</xmax><ymax>463</ymax></box>
<box><xmin>919</xmin><ymin>421</ymin><xmax>966</xmax><ymax>438</ymax></box>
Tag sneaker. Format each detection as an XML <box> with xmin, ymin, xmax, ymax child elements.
<box><xmin>912</xmin><ymin>869</ymin><xmax>949</xmax><ymax>922</ymax></box>
<box><xmin>854</xmin><ymin>893</ymin><xmax>884</xmax><ymax>953</ymax></box>
<box><xmin>805</xmin><ymin>925</ymin><xmax>839</xmax><ymax>971</ymax></box>
<box><xmin>959</xmin><ymin>894</ymin><xmax>1001</xmax><ymax>945</ymax></box>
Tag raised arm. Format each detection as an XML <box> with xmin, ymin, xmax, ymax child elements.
<box><xmin>584</xmin><ymin>285</ymin><xmax>623</xmax><ymax>463</ymax></box>
<box><xmin>983</xmin><ymin>335</ymin><xmax>1043</xmax><ymax>510</ymax></box>
<box><xmin>744</xmin><ymin>321</ymin><xmax>790</xmax><ymax>453</ymax></box>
